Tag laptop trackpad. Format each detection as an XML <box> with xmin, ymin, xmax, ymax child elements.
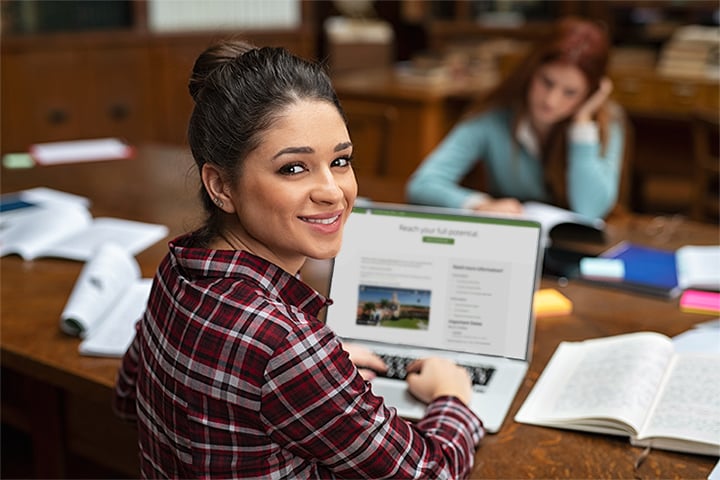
<box><xmin>371</xmin><ymin>377</ymin><xmax>426</xmax><ymax>419</ymax></box>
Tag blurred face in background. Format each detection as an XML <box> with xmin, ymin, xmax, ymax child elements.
<box><xmin>527</xmin><ymin>61</ymin><xmax>590</xmax><ymax>133</ymax></box>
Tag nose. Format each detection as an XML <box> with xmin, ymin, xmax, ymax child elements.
<box><xmin>544</xmin><ymin>86</ymin><xmax>563</xmax><ymax>108</ymax></box>
<box><xmin>310</xmin><ymin>167</ymin><xmax>344</xmax><ymax>204</ymax></box>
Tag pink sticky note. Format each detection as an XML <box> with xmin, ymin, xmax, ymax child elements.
<box><xmin>680</xmin><ymin>290</ymin><xmax>720</xmax><ymax>314</ymax></box>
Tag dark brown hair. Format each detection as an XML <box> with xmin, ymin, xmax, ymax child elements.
<box><xmin>187</xmin><ymin>39</ymin><xmax>345</xmax><ymax>242</ymax></box>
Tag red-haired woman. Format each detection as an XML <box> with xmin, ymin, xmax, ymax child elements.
<box><xmin>406</xmin><ymin>17</ymin><xmax>625</xmax><ymax>219</ymax></box>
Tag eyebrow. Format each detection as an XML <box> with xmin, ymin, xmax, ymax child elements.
<box><xmin>272</xmin><ymin>142</ymin><xmax>353</xmax><ymax>159</ymax></box>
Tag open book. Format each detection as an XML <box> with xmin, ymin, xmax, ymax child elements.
<box><xmin>515</xmin><ymin>332</ymin><xmax>720</xmax><ymax>456</ymax></box>
<box><xmin>0</xmin><ymin>189</ymin><xmax>168</xmax><ymax>261</ymax></box>
<box><xmin>60</xmin><ymin>243</ymin><xmax>151</xmax><ymax>357</ymax></box>
<box><xmin>522</xmin><ymin>202</ymin><xmax>606</xmax><ymax>246</ymax></box>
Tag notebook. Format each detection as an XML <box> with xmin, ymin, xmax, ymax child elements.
<box><xmin>326</xmin><ymin>202</ymin><xmax>542</xmax><ymax>433</ymax></box>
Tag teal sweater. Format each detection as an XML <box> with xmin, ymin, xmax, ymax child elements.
<box><xmin>405</xmin><ymin>108</ymin><xmax>625</xmax><ymax>219</ymax></box>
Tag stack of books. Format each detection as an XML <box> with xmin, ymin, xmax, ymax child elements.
<box><xmin>657</xmin><ymin>25</ymin><xmax>720</xmax><ymax>79</ymax></box>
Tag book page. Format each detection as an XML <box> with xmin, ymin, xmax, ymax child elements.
<box><xmin>17</xmin><ymin>187</ymin><xmax>90</xmax><ymax>208</ymax></box>
<box><xmin>0</xmin><ymin>202</ymin><xmax>91</xmax><ymax>260</ymax></box>
<box><xmin>515</xmin><ymin>332</ymin><xmax>675</xmax><ymax>435</ymax></box>
<box><xmin>522</xmin><ymin>201</ymin><xmax>605</xmax><ymax>245</ymax></box>
<box><xmin>60</xmin><ymin>243</ymin><xmax>140</xmax><ymax>336</ymax></box>
<box><xmin>78</xmin><ymin>278</ymin><xmax>152</xmax><ymax>357</ymax></box>
<box><xmin>523</xmin><ymin>202</ymin><xmax>606</xmax><ymax>229</ymax></box>
<box><xmin>43</xmin><ymin>217</ymin><xmax>168</xmax><ymax>261</ymax></box>
<box><xmin>638</xmin><ymin>352</ymin><xmax>720</xmax><ymax>447</ymax></box>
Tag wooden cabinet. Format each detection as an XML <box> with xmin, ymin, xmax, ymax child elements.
<box><xmin>612</xmin><ymin>69</ymin><xmax>719</xmax><ymax>118</ymax></box>
<box><xmin>0</xmin><ymin>0</ymin><xmax>317</xmax><ymax>154</ymax></box>
<box><xmin>1</xmin><ymin>37</ymin><xmax>155</xmax><ymax>153</ymax></box>
<box><xmin>86</xmin><ymin>45</ymin><xmax>156</xmax><ymax>140</ymax></box>
<box><xmin>151</xmin><ymin>30</ymin><xmax>316</xmax><ymax>146</ymax></box>
<box><xmin>333</xmin><ymin>69</ymin><xmax>481</xmax><ymax>180</ymax></box>
<box><xmin>0</xmin><ymin>28</ymin><xmax>315</xmax><ymax>154</ymax></box>
<box><xmin>2</xmin><ymin>49</ymin><xmax>87</xmax><ymax>151</ymax></box>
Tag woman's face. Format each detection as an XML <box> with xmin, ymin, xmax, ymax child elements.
<box><xmin>527</xmin><ymin>61</ymin><xmax>590</xmax><ymax>131</ymax></box>
<box><xmin>227</xmin><ymin>99</ymin><xmax>357</xmax><ymax>274</ymax></box>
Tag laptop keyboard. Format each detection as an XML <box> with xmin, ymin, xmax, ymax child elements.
<box><xmin>377</xmin><ymin>353</ymin><xmax>495</xmax><ymax>386</ymax></box>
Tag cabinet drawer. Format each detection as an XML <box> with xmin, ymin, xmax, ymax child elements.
<box><xmin>1</xmin><ymin>44</ymin><xmax>154</xmax><ymax>154</ymax></box>
<box><xmin>701</xmin><ymin>83</ymin><xmax>719</xmax><ymax>110</ymax></box>
<box><xmin>654</xmin><ymin>79</ymin><xmax>705</xmax><ymax>113</ymax></box>
<box><xmin>1</xmin><ymin>50</ymin><xmax>87</xmax><ymax>152</ymax></box>
<box><xmin>612</xmin><ymin>75</ymin><xmax>656</xmax><ymax>111</ymax></box>
<box><xmin>86</xmin><ymin>46</ymin><xmax>155</xmax><ymax>141</ymax></box>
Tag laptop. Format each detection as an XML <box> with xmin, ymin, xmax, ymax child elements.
<box><xmin>325</xmin><ymin>202</ymin><xmax>542</xmax><ymax>433</ymax></box>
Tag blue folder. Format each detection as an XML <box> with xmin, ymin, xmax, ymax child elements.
<box><xmin>600</xmin><ymin>242</ymin><xmax>680</xmax><ymax>299</ymax></box>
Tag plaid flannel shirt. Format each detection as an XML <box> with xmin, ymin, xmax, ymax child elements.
<box><xmin>114</xmin><ymin>232</ymin><xmax>483</xmax><ymax>479</ymax></box>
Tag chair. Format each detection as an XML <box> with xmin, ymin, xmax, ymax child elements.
<box><xmin>610</xmin><ymin>105</ymin><xmax>635</xmax><ymax>217</ymax></box>
<box><xmin>343</xmin><ymin>102</ymin><xmax>398</xmax><ymax>177</ymax></box>
<box><xmin>690</xmin><ymin>108</ymin><xmax>720</xmax><ymax>223</ymax></box>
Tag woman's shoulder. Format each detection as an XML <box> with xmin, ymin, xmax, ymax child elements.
<box><xmin>462</xmin><ymin>107</ymin><xmax>513</xmax><ymax>128</ymax></box>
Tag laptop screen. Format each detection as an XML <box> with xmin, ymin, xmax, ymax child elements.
<box><xmin>326</xmin><ymin>203</ymin><xmax>542</xmax><ymax>361</ymax></box>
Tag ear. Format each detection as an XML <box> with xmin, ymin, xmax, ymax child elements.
<box><xmin>201</xmin><ymin>163</ymin><xmax>235</xmax><ymax>214</ymax></box>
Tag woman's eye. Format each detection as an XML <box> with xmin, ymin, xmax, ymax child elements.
<box><xmin>279</xmin><ymin>163</ymin><xmax>307</xmax><ymax>175</ymax></box>
<box><xmin>332</xmin><ymin>155</ymin><xmax>353</xmax><ymax>168</ymax></box>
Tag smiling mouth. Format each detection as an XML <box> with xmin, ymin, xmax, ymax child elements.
<box><xmin>301</xmin><ymin>215</ymin><xmax>340</xmax><ymax>225</ymax></box>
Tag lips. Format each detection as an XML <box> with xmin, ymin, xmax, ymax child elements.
<box><xmin>301</xmin><ymin>215</ymin><xmax>340</xmax><ymax>225</ymax></box>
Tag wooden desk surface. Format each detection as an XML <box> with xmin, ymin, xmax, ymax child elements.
<box><xmin>2</xmin><ymin>145</ymin><xmax>718</xmax><ymax>478</ymax></box>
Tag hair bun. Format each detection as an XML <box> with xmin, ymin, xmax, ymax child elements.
<box><xmin>188</xmin><ymin>39</ymin><xmax>257</xmax><ymax>101</ymax></box>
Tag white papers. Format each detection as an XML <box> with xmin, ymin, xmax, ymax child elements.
<box><xmin>710</xmin><ymin>458</ymin><xmax>720</xmax><ymax>480</ymax></box>
<box><xmin>61</xmin><ymin>243</ymin><xmax>141</xmax><ymax>336</ymax></box>
<box><xmin>676</xmin><ymin>245</ymin><xmax>720</xmax><ymax>291</ymax></box>
<box><xmin>0</xmin><ymin>188</ymin><xmax>168</xmax><ymax>261</ymax></box>
<box><xmin>14</xmin><ymin>186</ymin><xmax>90</xmax><ymax>208</ymax></box>
<box><xmin>78</xmin><ymin>279</ymin><xmax>151</xmax><ymax>357</ymax></box>
<box><xmin>672</xmin><ymin>319</ymin><xmax>720</xmax><ymax>354</ymax></box>
<box><xmin>60</xmin><ymin>243</ymin><xmax>152</xmax><ymax>357</ymax></box>
<box><xmin>29</xmin><ymin>138</ymin><xmax>134</xmax><ymax>165</ymax></box>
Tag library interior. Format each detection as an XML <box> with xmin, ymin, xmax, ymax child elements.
<box><xmin>1</xmin><ymin>1</ymin><xmax>719</xmax><ymax>478</ymax></box>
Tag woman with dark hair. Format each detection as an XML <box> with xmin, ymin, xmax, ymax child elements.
<box><xmin>406</xmin><ymin>17</ymin><xmax>625</xmax><ymax>219</ymax></box>
<box><xmin>113</xmin><ymin>39</ymin><xmax>482</xmax><ymax>479</ymax></box>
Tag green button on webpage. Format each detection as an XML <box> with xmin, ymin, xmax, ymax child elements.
<box><xmin>422</xmin><ymin>236</ymin><xmax>455</xmax><ymax>245</ymax></box>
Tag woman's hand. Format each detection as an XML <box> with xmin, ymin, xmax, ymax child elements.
<box><xmin>342</xmin><ymin>342</ymin><xmax>387</xmax><ymax>381</ymax></box>
<box><xmin>574</xmin><ymin>76</ymin><xmax>613</xmax><ymax>124</ymax></box>
<box><xmin>472</xmin><ymin>198</ymin><xmax>524</xmax><ymax>215</ymax></box>
<box><xmin>405</xmin><ymin>357</ymin><xmax>473</xmax><ymax>406</ymax></box>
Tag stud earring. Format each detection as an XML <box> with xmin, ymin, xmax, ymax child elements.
<box><xmin>214</xmin><ymin>197</ymin><xmax>224</xmax><ymax>208</ymax></box>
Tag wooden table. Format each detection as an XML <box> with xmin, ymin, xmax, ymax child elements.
<box><xmin>2</xmin><ymin>145</ymin><xmax>718</xmax><ymax>478</ymax></box>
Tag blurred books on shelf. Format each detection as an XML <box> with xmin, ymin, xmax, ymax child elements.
<box><xmin>393</xmin><ymin>39</ymin><xmax>525</xmax><ymax>88</ymax></box>
<box><xmin>657</xmin><ymin>25</ymin><xmax>720</xmax><ymax>79</ymax></box>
